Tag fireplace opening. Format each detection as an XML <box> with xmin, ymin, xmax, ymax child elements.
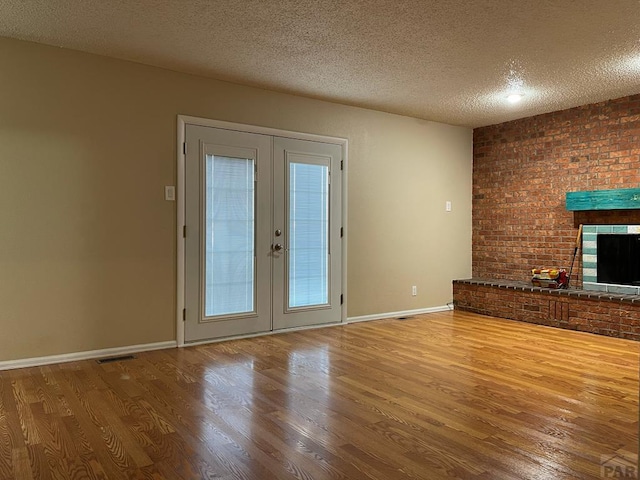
<box><xmin>597</xmin><ymin>234</ymin><xmax>640</xmax><ymax>286</ymax></box>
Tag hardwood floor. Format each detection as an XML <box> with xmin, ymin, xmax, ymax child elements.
<box><xmin>0</xmin><ymin>310</ymin><xmax>638</xmax><ymax>479</ymax></box>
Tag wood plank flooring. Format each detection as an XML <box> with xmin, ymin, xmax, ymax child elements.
<box><xmin>0</xmin><ymin>310</ymin><xmax>637</xmax><ymax>479</ymax></box>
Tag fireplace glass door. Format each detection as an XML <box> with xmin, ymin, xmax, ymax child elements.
<box><xmin>597</xmin><ymin>234</ymin><xmax>640</xmax><ymax>286</ymax></box>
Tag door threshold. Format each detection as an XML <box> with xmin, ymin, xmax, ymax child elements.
<box><xmin>183</xmin><ymin>320</ymin><xmax>344</xmax><ymax>347</ymax></box>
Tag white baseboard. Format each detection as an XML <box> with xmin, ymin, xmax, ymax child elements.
<box><xmin>0</xmin><ymin>341</ymin><xmax>177</xmax><ymax>371</ymax></box>
<box><xmin>186</xmin><ymin>306</ymin><xmax>452</xmax><ymax>347</ymax></box>
<box><xmin>347</xmin><ymin>305</ymin><xmax>451</xmax><ymax>324</ymax></box>
<box><xmin>0</xmin><ymin>307</ymin><xmax>451</xmax><ymax>370</ymax></box>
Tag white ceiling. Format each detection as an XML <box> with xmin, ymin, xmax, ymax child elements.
<box><xmin>1</xmin><ymin>0</ymin><xmax>640</xmax><ymax>127</ymax></box>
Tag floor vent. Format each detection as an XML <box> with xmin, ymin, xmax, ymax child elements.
<box><xmin>96</xmin><ymin>355</ymin><xmax>136</xmax><ymax>364</ymax></box>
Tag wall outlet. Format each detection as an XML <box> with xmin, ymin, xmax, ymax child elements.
<box><xmin>412</xmin><ymin>286</ymin><xmax>417</xmax><ymax>296</ymax></box>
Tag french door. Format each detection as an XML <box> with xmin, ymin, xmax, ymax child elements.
<box><xmin>184</xmin><ymin>125</ymin><xmax>342</xmax><ymax>342</ymax></box>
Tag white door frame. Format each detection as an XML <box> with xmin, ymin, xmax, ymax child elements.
<box><xmin>176</xmin><ymin>115</ymin><xmax>348</xmax><ymax>347</ymax></box>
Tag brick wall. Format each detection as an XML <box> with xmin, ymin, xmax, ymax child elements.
<box><xmin>453</xmin><ymin>280</ymin><xmax>640</xmax><ymax>341</ymax></box>
<box><xmin>473</xmin><ymin>94</ymin><xmax>640</xmax><ymax>286</ymax></box>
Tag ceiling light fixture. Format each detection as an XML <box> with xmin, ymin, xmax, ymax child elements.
<box><xmin>505</xmin><ymin>60</ymin><xmax>526</xmax><ymax>105</ymax></box>
<box><xmin>507</xmin><ymin>92</ymin><xmax>524</xmax><ymax>103</ymax></box>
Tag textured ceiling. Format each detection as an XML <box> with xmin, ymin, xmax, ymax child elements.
<box><xmin>1</xmin><ymin>0</ymin><xmax>640</xmax><ymax>127</ymax></box>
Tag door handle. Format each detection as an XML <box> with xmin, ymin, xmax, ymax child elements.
<box><xmin>273</xmin><ymin>243</ymin><xmax>285</xmax><ymax>252</ymax></box>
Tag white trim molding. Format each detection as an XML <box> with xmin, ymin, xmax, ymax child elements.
<box><xmin>177</xmin><ymin>116</ymin><xmax>186</xmax><ymax>347</ymax></box>
<box><xmin>0</xmin><ymin>341</ymin><xmax>177</xmax><ymax>371</ymax></box>
<box><xmin>347</xmin><ymin>306</ymin><xmax>451</xmax><ymax>324</ymax></box>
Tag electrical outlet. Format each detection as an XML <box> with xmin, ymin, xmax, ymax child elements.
<box><xmin>412</xmin><ymin>286</ymin><xmax>417</xmax><ymax>296</ymax></box>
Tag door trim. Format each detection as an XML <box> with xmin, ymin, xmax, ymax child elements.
<box><xmin>176</xmin><ymin>115</ymin><xmax>348</xmax><ymax>347</ymax></box>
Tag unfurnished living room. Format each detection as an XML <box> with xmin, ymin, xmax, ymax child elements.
<box><xmin>0</xmin><ymin>1</ymin><xmax>639</xmax><ymax>479</ymax></box>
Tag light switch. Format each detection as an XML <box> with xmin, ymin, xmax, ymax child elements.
<box><xmin>165</xmin><ymin>186</ymin><xmax>176</xmax><ymax>201</ymax></box>
<box><xmin>445</xmin><ymin>201</ymin><xmax>452</xmax><ymax>212</ymax></box>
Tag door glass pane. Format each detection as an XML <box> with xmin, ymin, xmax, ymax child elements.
<box><xmin>289</xmin><ymin>162</ymin><xmax>329</xmax><ymax>307</ymax></box>
<box><xmin>205</xmin><ymin>155</ymin><xmax>255</xmax><ymax>316</ymax></box>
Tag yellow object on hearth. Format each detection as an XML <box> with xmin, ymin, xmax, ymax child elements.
<box><xmin>531</xmin><ymin>268</ymin><xmax>560</xmax><ymax>280</ymax></box>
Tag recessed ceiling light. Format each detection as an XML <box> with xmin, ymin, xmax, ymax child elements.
<box><xmin>507</xmin><ymin>93</ymin><xmax>524</xmax><ymax>104</ymax></box>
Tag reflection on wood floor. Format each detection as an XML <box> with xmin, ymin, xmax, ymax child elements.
<box><xmin>0</xmin><ymin>310</ymin><xmax>638</xmax><ymax>479</ymax></box>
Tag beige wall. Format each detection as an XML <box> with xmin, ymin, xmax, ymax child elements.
<box><xmin>0</xmin><ymin>37</ymin><xmax>472</xmax><ymax>362</ymax></box>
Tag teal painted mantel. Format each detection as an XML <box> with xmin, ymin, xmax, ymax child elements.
<box><xmin>566</xmin><ymin>188</ymin><xmax>640</xmax><ymax>211</ymax></box>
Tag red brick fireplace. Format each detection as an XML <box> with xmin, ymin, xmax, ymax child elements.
<box><xmin>454</xmin><ymin>94</ymin><xmax>640</xmax><ymax>340</ymax></box>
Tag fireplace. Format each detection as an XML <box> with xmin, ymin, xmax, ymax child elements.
<box><xmin>583</xmin><ymin>225</ymin><xmax>640</xmax><ymax>294</ymax></box>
